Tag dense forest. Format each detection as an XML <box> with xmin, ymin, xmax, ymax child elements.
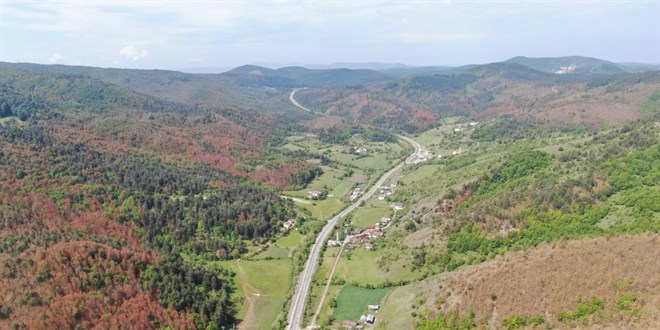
<box><xmin>0</xmin><ymin>68</ymin><xmax>309</xmax><ymax>329</ymax></box>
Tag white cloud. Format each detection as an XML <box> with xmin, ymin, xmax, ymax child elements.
<box><xmin>393</xmin><ymin>32</ymin><xmax>482</xmax><ymax>43</ymax></box>
<box><xmin>118</xmin><ymin>45</ymin><xmax>148</xmax><ymax>61</ymax></box>
<box><xmin>48</xmin><ymin>53</ymin><xmax>64</xmax><ymax>63</ymax></box>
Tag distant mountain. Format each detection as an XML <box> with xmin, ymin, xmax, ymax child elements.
<box><xmin>221</xmin><ymin>64</ymin><xmax>392</xmax><ymax>87</ymax></box>
<box><xmin>304</xmin><ymin>62</ymin><xmax>413</xmax><ymax>70</ymax></box>
<box><xmin>293</xmin><ymin>61</ymin><xmax>660</xmax><ymax>132</ymax></box>
<box><xmin>505</xmin><ymin>56</ymin><xmax>628</xmax><ymax>75</ymax></box>
<box><xmin>465</xmin><ymin>62</ymin><xmax>566</xmax><ymax>82</ymax></box>
<box><xmin>617</xmin><ymin>62</ymin><xmax>660</xmax><ymax>72</ymax></box>
<box><xmin>178</xmin><ymin>66</ymin><xmax>233</xmax><ymax>74</ymax></box>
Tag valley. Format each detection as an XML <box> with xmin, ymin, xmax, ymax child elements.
<box><xmin>0</xmin><ymin>56</ymin><xmax>658</xmax><ymax>330</ymax></box>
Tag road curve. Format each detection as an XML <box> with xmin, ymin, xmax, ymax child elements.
<box><xmin>286</xmin><ymin>90</ymin><xmax>424</xmax><ymax>330</ymax></box>
<box><xmin>289</xmin><ymin>88</ymin><xmax>314</xmax><ymax>112</ymax></box>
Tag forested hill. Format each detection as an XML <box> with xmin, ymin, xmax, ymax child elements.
<box><xmin>0</xmin><ymin>67</ymin><xmax>315</xmax><ymax>329</ymax></box>
<box><xmin>294</xmin><ymin>64</ymin><xmax>660</xmax><ymax>132</ymax></box>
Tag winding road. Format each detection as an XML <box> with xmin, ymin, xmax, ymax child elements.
<box><xmin>286</xmin><ymin>89</ymin><xmax>425</xmax><ymax>330</ymax></box>
<box><xmin>289</xmin><ymin>88</ymin><xmax>314</xmax><ymax>113</ymax></box>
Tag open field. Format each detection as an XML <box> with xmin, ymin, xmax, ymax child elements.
<box><xmin>351</xmin><ymin>206</ymin><xmax>392</xmax><ymax>229</ymax></box>
<box><xmin>333</xmin><ymin>285</ymin><xmax>393</xmax><ymax>321</ymax></box>
<box><xmin>253</xmin><ymin>245</ymin><xmax>290</xmax><ymax>259</ymax></box>
<box><xmin>329</xmin><ymin>246</ymin><xmax>418</xmax><ymax>286</ymax></box>
<box><xmin>276</xmin><ymin>230</ymin><xmax>304</xmax><ymax>248</ymax></box>
<box><xmin>214</xmin><ymin>258</ymin><xmax>293</xmax><ymax>330</ymax></box>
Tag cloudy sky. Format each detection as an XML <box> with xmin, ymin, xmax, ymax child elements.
<box><xmin>1</xmin><ymin>1</ymin><xmax>658</xmax><ymax>70</ymax></box>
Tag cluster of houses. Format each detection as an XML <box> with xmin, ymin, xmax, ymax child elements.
<box><xmin>340</xmin><ymin>305</ymin><xmax>380</xmax><ymax>329</ymax></box>
<box><xmin>416</xmin><ymin>149</ymin><xmax>437</xmax><ymax>163</ymax></box>
<box><xmin>347</xmin><ymin>217</ymin><xmax>392</xmax><ymax>250</ymax></box>
<box><xmin>453</xmin><ymin>121</ymin><xmax>479</xmax><ymax>133</ymax></box>
<box><xmin>330</xmin><ymin>217</ymin><xmax>393</xmax><ymax>249</ymax></box>
<box><xmin>409</xmin><ymin>148</ymin><xmax>442</xmax><ymax>164</ymax></box>
<box><xmin>348</xmin><ymin>188</ymin><xmax>362</xmax><ymax>201</ymax></box>
<box><xmin>376</xmin><ymin>183</ymin><xmax>397</xmax><ymax>200</ymax></box>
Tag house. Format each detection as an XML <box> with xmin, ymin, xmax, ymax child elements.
<box><xmin>365</xmin><ymin>243</ymin><xmax>373</xmax><ymax>250</ymax></box>
<box><xmin>327</xmin><ymin>239</ymin><xmax>342</xmax><ymax>247</ymax></box>
<box><xmin>307</xmin><ymin>190</ymin><xmax>322</xmax><ymax>199</ymax></box>
<box><xmin>379</xmin><ymin>217</ymin><xmax>391</xmax><ymax>226</ymax></box>
<box><xmin>365</xmin><ymin>314</ymin><xmax>375</xmax><ymax>324</ymax></box>
<box><xmin>370</xmin><ymin>231</ymin><xmax>383</xmax><ymax>239</ymax></box>
<box><xmin>469</xmin><ymin>121</ymin><xmax>479</xmax><ymax>126</ymax></box>
<box><xmin>348</xmin><ymin>188</ymin><xmax>361</xmax><ymax>201</ymax></box>
<box><xmin>377</xmin><ymin>194</ymin><xmax>386</xmax><ymax>200</ymax></box>
<box><xmin>355</xmin><ymin>147</ymin><xmax>367</xmax><ymax>154</ymax></box>
<box><xmin>390</xmin><ymin>202</ymin><xmax>406</xmax><ymax>211</ymax></box>
<box><xmin>282</xmin><ymin>219</ymin><xmax>296</xmax><ymax>230</ymax></box>
<box><xmin>368</xmin><ymin>305</ymin><xmax>380</xmax><ymax>311</ymax></box>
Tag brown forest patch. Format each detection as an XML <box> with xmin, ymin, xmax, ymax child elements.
<box><xmin>428</xmin><ymin>234</ymin><xmax>660</xmax><ymax>329</ymax></box>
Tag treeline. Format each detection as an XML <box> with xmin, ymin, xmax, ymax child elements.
<box><xmin>0</xmin><ymin>68</ymin><xmax>200</xmax><ymax>116</ymax></box>
<box><xmin>289</xmin><ymin>166</ymin><xmax>324</xmax><ymax>189</ymax></box>
<box><xmin>142</xmin><ymin>253</ymin><xmax>236</xmax><ymax>327</ymax></box>
<box><xmin>471</xmin><ymin>116</ymin><xmax>589</xmax><ymax>142</ymax></box>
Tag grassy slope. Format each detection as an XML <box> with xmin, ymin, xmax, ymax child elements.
<box><xmin>214</xmin><ymin>259</ymin><xmax>293</xmax><ymax>330</ymax></box>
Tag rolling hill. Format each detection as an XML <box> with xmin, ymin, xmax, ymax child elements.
<box><xmin>293</xmin><ymin>62</ymin><xmax>660</xmax><ymax>131</ymax></box>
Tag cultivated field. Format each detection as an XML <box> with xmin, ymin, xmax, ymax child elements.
<box><xmin>333</xmin><ymin>285</ymin><xmax>393</xmax><ymax>321</ymax></box>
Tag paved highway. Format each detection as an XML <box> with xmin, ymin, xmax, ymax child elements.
<box><xmin>286</xmin><ymin>89</ymin><xmax>425</xmax><ymax>329</ymax></box>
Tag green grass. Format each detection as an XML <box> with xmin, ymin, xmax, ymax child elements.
<box><xmin>352</xmin><ymin>207</ymin><xmax>392</xmax><ymax>229</ymax></box>
<box><xmin>299</xmin><ymin>198</ymin><xmax>345</xmax><ymax>220</ymax></box>
<box><xmin>253</xmin><ymin>246</ymin><xmax>289</xmax><ymax>259</ymax></box>
<box><xmin>275</xmin><ymin>230</ymin><xmax>303</xmax><ymax>248</ymax></box>
<box><xmin>213</xmin><ymin>259</ymin><xmax>292</xmax><ymax>330</ymax></box>
<box><xmin>350</xmin><ymin>154</ymin><xmax>390</xmax><ymax>170</ymax></box>
<box><xmin>400</xmin><ymin>164</ymin><xmax>440</xmax><ymax>185</ymax></box>
<box><xmin>333</xmin><ymin>247</ymin><xmax>416</xmax><ymax>286</ymax></box>
<box><xmin>597</xmin><ymin>205</ymin><xmax>635</xmax><ymax>229</ymax></box>
<box><xmin>331</xmin><ymin>181</ymin><xmax>354</xmax><ymax>198</ymax></box>
<box><xmin>283</xmin><ymin>165</ymin><xmax>355</xmax><ymax>200</ymax></box>
<box><xmin>374</xmin><ymin>284</ymin><xmax>420</xmax><ymax>330</ymax></box>
<box><xmin>333</xmin><ymin>285</ymin><xmax>393</xmax><ymax>321</ymax></box>
<box><xmin>315</xmin><ymin>285</ymin><xmax>342</xmax><ymax>326</ymax></box>
<box><xmin>281</xmin><ymin>143</ymin><xmax>304</xmax><ymax>151</ymax></box>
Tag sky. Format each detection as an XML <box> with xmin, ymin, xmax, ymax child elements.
<box><xmin>1</xmin><ymin>0</ymin><xmax>659</xmax><ymax>70</ymax></box>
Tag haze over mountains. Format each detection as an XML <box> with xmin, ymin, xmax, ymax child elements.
<box><xmin>177</xmin><ymin>55</ymin><xmax>659</xmax><ymax>78</ymax></box>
